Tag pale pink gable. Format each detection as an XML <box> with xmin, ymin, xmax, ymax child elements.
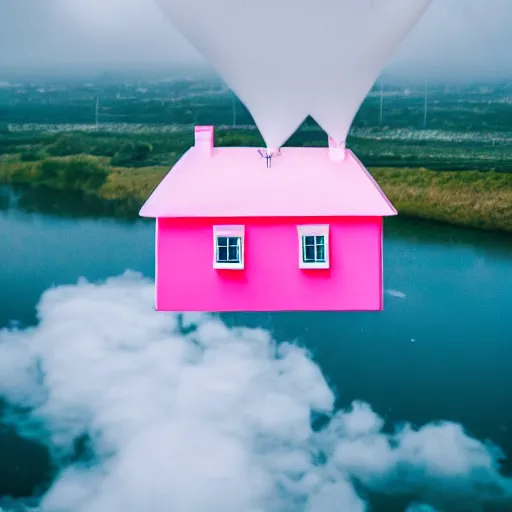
<box><xmin>139</xmin><ymin>129</ymin><xmax>396</xmax><ymax>219</ymax></box>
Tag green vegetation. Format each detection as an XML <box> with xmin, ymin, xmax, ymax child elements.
<box><xmin>3</xmin><ymin>127</ymin><xmax>512</xmax><ymax>171</ymax></box>
<box><xmin>38</xmin><ymin>156</ymin><xmax>109</xmax><ymax>191</ymax></box>
<box><xmin>4</xmin><ymin>74</ymin><xmax>512</xmax><ymax>135</ymax></box>
<box><xmin>3</xmin><ymin>78</ymin><xmax>512</xmax><ymax>231</ymax></box>
<box><xmin>2</xmin><ymin>128</ymin><xmax>512</xmax><ymax>233</ymax></box>
<box><xmin>372</xmin><ymin>167</ymin><xmax>512</xmax><ymax>233</ymax></box>
<box><xmin>0</xmin><ymin>152</ymin><xmax>168</xmax><ymax>214</ymax></box>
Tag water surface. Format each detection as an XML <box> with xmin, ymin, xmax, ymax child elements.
<box><xmin>1</xmin><ymin>185</ymin><xmax>512</xmax><ymax>506</ymax></box>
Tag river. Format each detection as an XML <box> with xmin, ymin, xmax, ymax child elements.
<box><xmin>1</xmin><ymin>185</ymin><xmax>512</xmax><ymax>512</ymax></box>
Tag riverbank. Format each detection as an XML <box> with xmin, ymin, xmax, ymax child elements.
<box><xmin>2</xmin><ymin>152</ymin><xmax>512</xmax><ymax>233</ymax></box>
<box><xmin>373</xmin><ymin>167</ymin><xmax>512</xmax><ymax>233</ymax></box>
<box><xmin>0</xmin><ymin>153</ymin><xmax>168</xmax><ymax>217</ymax></box>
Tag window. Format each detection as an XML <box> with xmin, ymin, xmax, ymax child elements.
<box><xmin>216</xmin><ymin>236</ymin><xmax>241</xmax><ymax>263</ymax></box>
<box><xmin>213</xmin><ymin>225</ymin><xmax>245</xmax><ymax>269</ymax></box>
<box><xmin>297</xmin><ymin>225</ymin><xmax>330</xmax><ymax>269</ymax></box>
<box><xmin>302</xmin><ymin>235</ymin><xmax>326</xmax><ymax>263</ymax></box>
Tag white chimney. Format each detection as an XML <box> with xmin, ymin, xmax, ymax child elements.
<box><xmin>194</xmin><ymin>125</ymin><xmax>214</xmax><ymax>157</ymax></box>
<box><xmin>328</xmin><ymin>136</ymin><xmax>346</xmax><ymax>162</ymax></box>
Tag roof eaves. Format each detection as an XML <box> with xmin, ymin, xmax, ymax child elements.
<box><xmin>348</xmin><ymin>150</ymin><xmax>398</xmax><ymax>216</ymax></box>
<box><xmin>138</xmin><ymin>148</ymin><xmax>194</xmax><ymax>217</ymax></box>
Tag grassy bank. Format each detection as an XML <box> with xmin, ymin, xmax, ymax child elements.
<box><xmin>2</xmin><ymin>153</ymin><xmax>512</xmax><ymax>233</ymax></box>
<box><xmin>0</xmin><ymin>153</ymin><xmax>169</xmax><ymax>217</ymax></box>
<box><xmin>1</xmin><ymin>130</ymin><xmax>512</xmax><ymax>233</ymax></box>
<box><xmin>372</xmin><ymin>167</ymin><xmax>512</xmax><ymax>233</ymax></box>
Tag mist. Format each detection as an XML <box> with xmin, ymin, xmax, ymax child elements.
<box><xmin>1</xmin><ymin>0</ymin><xmax>512</xmax><ymax>81</ymax></box>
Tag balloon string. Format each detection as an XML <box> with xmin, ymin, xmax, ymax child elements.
<box><xmin>257</xmin><ymin>148</ymin><xmax>281</xmax><ymax>168</ymax></box>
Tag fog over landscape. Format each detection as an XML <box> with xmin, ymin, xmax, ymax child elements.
<box><xmin>1</xmin><ymin>0</ymin><xmax>512</xmax><ymax>81</ymax></box>
<box><xmin>2</xmin><ymin>2</ymin><xmax>512</xmax><ymax>511</ymax></box>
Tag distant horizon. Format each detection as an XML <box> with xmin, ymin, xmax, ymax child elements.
<box><xmin>3</xmin><ymin>0</ymin><xmax>512</xmax><ymax>88</ymax></box>
<box><xmin>2</xmin><ymin>62</ymin><xmax>512</xmax><ymax>87</ymax></box>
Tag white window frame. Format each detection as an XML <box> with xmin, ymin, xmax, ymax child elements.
<box><xmin>213</xmin><ymin>225</ymin><xmax>245</xmax><ymax>270</ymax></box>
<box><xmin>297</xmin><ymin>224</ymin><xmax>330</xmax><ymax>269</ymax></box>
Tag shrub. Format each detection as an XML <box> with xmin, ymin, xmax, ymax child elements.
<box><xmin>47</xmin><ymin>133</ymin><xmax>90</xmax><ymax>157</ymax></box>
<box><xmin>111</xmin><ymin>142</ymin><xmax>153</xmax><ymax>167</ymax></box>
<box><xmin>20</xmin><ymin>149</ymin><xmax>44</xmax><ymax>162</ymax></box>
<box><xmin>38</xmin><ymin>156</ymin><xmax>108</xmax><ymax>192</ymax></box>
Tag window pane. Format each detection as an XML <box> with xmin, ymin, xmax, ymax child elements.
<box><xmin>315</xmin><ymin>235</ymin><xmax>325</xmax><ymax>246</ymax></box>
<box><xmin>304</xmin><ymin>236</ymin><xmax>315</xmax><ymax>246</ymax></box>
<box><xmin>228</xmin><ymin>246</ymin><xmax>239</xmax><ymax>262</ymax></box>
<box><xmin>304</xmin><ymin>245</ymin><xmax>316</xmax><ymax>261</ymax></box>
<box><xmin>228</xmin><ymin>237</ymin><xmax>239</xmax><ymax>247</ymax></box>
<box><xmin>217</xmin><ymin>246</ymin><xmax>228</xmax><ymax>262</ymax></box>
<box><xmin>316</xmin><ymin>244</ymin><xmax>325</xmax><ymax>261</ymax></box>
<box><xmin>217</xmin><ymin>236</ymin><xmax>228</xmax><ymax>247</ymax></box>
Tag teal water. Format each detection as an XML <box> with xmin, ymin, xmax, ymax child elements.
<box><xmin>1</xmin><ymin>185</ymin><xmax>512</xmax><ymax>509</ymax></box>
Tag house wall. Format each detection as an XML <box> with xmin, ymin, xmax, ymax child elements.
<box><xmin>155</xmin><ymin>216</ymin><xmax>383</xmax><ymax>312</ymax></box>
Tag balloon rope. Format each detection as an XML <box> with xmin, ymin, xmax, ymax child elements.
<box><xmin>257</xmin><ymin>148</ymin><xmax>281</xmax><ymax>168</ymax></box>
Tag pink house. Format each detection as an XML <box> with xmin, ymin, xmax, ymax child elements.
<box><xmin>139</xmin><ymin>126</ymin><xmax>397</xmax><ymax>312</ymax></box>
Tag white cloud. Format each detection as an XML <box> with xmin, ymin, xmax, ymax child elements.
<box><xmin>0</xmin><ymin>271</ymin><xmax>511</xmax><ymax>511</ymax></box>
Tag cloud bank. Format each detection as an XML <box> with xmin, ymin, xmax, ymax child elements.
<box><xmin>0</xmin><ymin>272</ymin><xmax>511</xmax><ymax>511</ymax></box>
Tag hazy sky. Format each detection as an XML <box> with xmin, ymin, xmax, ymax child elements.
<box><xmin>1</xmin><ymin>0</ymin><xmax>512</xmax><ymax>80</ymax></box>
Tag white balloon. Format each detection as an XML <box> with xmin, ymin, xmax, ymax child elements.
<box><xmin>306</xmin><ymin>0</ymin><xmax>433</xmax><ymax>145</ymax></box>
<box><xmin>154</xmin><ymin>0</ymin><xmax>309</xmax><ymax>149</ymax></box>
<box><xmin>154</xmin><ymin>0</ymin><xmax>433</xmax><ymax>149</ymax></box>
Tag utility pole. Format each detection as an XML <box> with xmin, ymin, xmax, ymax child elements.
<box><xmin>423</xmin><ymin>80</ymin><xmax>428</xmax><ymax>129</ymax></box>
<box><xmin>379</xmin><ymin>82</ymin><xmax>384</xmax><ymax>125</ymax></box>
<box><xmin>95</xmin><ymin>93</ymin><xmax>100</xmax><ymax>127</ymax></box>
<box><xmin>232</xmin><ymin>95</ymin><xmax>237</xmax><ymax>127</ymax></box>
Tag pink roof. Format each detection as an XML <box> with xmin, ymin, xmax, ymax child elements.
<box><xmin>140</xmin><ymin>139</ymin><xmax>396</xmax><ymax>219</ymax></box>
